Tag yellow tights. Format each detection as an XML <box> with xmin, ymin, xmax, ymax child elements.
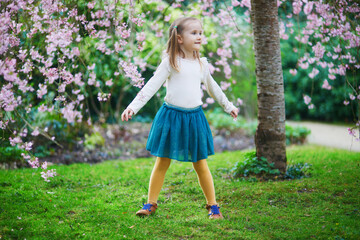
<box><xmin>147</xmin><ymin>157</ymin><xmax>217</xmax><ymax>205</ymax></box>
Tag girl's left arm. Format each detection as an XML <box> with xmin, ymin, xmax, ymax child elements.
<box><xmin>202</xmin><ymin>59</ymin><xmax>237</xmax><ymax>114</ymax></box>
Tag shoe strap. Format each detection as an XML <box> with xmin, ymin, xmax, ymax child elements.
<box><xmin>142</xmin><ymin>203</ymin><xmax>154</xmax><ymax>212</ymax></box>
<box><xmin>208</xmin><ymin>205</ymin><xmax>220</xmax><ymax>215</ymax></box>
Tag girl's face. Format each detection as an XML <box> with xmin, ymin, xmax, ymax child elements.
<box><xmin>178</xmin><ymin>20</ymin><xmax>203</xmax><ymax>53</ymax></box>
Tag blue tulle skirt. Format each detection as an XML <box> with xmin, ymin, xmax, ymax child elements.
<box><xmin>146</xmin><ymin>102</ymin><xmax>215</xmax><ymax>162</ymax></box>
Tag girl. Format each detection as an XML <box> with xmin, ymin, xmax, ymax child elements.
<box><xmin>121</xmin><ymin>17</ymin><xmax>239</xmax><ymax>219</ymax></box>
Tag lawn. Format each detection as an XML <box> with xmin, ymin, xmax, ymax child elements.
<box><xmin>0</xmin><ymin>145</ymin><xmax>359</xmax><ymax>239</ymax></box>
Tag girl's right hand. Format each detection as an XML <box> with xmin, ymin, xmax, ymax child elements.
<box><xmin>121</xmin><ymin>108</ymin><xmax>134</xmax><ymax>121</ymax></box>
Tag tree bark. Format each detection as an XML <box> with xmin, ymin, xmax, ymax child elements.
<box><xmin>250</xmin><ymin>0</ymin><xmax>287</xmax><ymax>172</ymax></box>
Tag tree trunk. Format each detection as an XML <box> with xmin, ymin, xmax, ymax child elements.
<box><xmin>250</xmin><ymin>0</ymin><xmax>287</xmax><ymax>172</ymax></box>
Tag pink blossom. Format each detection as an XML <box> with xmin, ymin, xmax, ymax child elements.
<box><xmin>9</xmin><ymin>136</ymin><xmax>22</xmax><ymax>146</ymax></box>
<box><xmin>333</xmin><ymin>44</ymin><xmax>341</xmax><ymax>53</ymax></box>
<box><xmin>347</xmin><ymin>128</ymin><xmax>356</xmax><ymax>137</ymax></box>
<box><xmin>24</xmin><ymin>141</ymin><xmax>33</xmax><ymax>151</ymax></box>
<box><xmin>221</xmin><ymin>81</ymin><xmax>231</xmax><ymax>91</ymax></box>
<box><xmin>134</xmin><ymin>57</ymin><xmax>147</xmax><ymax>72</ymax></box>
<box><xmin>41</xmin><ymin>161</ymin><xmax>48</xmax><ymax>170</ymax></box>
<box><xmin>37</xmin><ymin>84</ymin><xmax>47</xmax><ymax>99</ymax></box>
<box><xmin>20</xmin><ymin>128</ymin><xmax>27</xmax><ymax>137</ymax></box>
<box><xmin>61</xmin><ymin>102</ymin><xmax>82</xmax><ymax>123</ymax></box>
<box><xmin>321</xmin><ymin>80</ymin><xmax>332</xmax><ymax>90</ymax></box>
<box><xmin>206</xmin><ymin>97</ymin><xmax>215</xmax><ymax>104</ymax></box>
<box><xmin>293</xmin><ymin>0</ymin><xmax>303</xmax><ymax>15</ymax></box>
<box><xmin>303</xmin><ymin>95</ymin><xmax>311</xmax><ymax>105</ymax></box>
<box><xmin>224</xmin><ymin>65</ymin><xmax>232</xmax><ymax>79</ymax></box>
<box><xmin>97</xmin><ymin>92</ymin><xmax>111</xmax><ymax>102</ymax></box>
<box><xmin>106</xmin><ymin>79</ymin><xmax>113</xmax><ymax>86</ymax></box>
<box><xmin>74</xmin><ymin>73</ymin><xmax>84</xmax><ymax>86</ymax></box>
<box><xmin>72</xmin><ymin>89</ymin><xmax>81</xmax><ymax>95</ymax></box>
<box><xmin>156</xmin><ymin>30</ymin><xmax>163</xmax><ymax>38</ymax></box>
<box><xmin>279</xmin><ymin>22</ymin><xmax>288</xmax><ymax>40</ymax></box>
<box><xmin>88</xmin><ymin>64</ymin><xmax>95</xmax><ymax>70</ymax></box>
<box><xmin>78</xmin><ymin>94</ymin><xmax>85</xmax><ymax>101</ymax></box>
<box><xmin>28</xmin><ymin>158</ymin><xmax>39</xmax><ymax>168</ymax></box>
<box><xmin>44</xmin><ymin>68</ymin><xmax>59</xmax><ymax>84</ymax></box>
<box><xmin>130</xmin><ymin>14</ymin><xmax>145</xmax><ymax>27</ymax></box>
<box><xmin>87</xmin><ymin>2</ymin><xmax>95</xmax><ymax>9</ymax></box>
<box><xmin>18</xmin><ymin>49</ymin><xmax>27</xmax><ymax>61</ymax></box>
<box><xmin>136</xmin><ymin>32</ymin><xmax>146</xmax><ymax>42</ymax></box>
<box><xmin>299</xmin><ymin>62</ymin><xmax>309</xmax><ymax>69</ymax></box>
<box><xmin>343</xmin><ymin>100</ymin><xmax>349</xmax><ymax>106</ymax></box>
<box><xmin>58</xmin><ymin>84</ymin><xmax>66</xmax><ymax>92</ymax></box>
<box><xmin>303</xmin><ymin>2</ymin><xmax>314</xmax><ymax>15</ymax></box>
<box><xmin>73</xmin><ymin>47</ymin><xmax>80</xmax><ymax>56</ymax></box>
<box><xmin>233</xmin><ymin>60</ymin><xmax>240</xmax><ymax>66</ymax></box>
<box><xmin>21</xmin><ymin>153</ymin><xmax>31</xmax><ymax>160</ymax></box>
<box><xmin>289</xmin><ymin>69</ymin><xmax>297</xmax><ymax>76</ymax></box>
<box><xmin>208</xmin><ymin>63</ymin><xmax>216</xmax><ymax>74</ymax></box>
<box><xmin>0</xmin><ymin>83</ymin><xmax>20</xmax><ymax>111</ymax></box>
<box><xmin>31</xmin><ymin>127</ymin><xmax>40</xmax><ymax>136</ymax></box>
<box><xmin>313</xmin><ymin>42</ymin><xmax>325</xmax><ymax>59</ymax></box>
<box><xmin>318</xmin><ymin>62</ymin><xmax>327</xmax><ymax>68</ymax></box>
<box><xmin>308</xmin><ymin>68</ymin><xmax>319</xmax><ymax>79</ymax></box>
<box><xmin>0</xmin><ymin>120</ymin><xmax>9</xmax><ymax>129</ymax></box>
<box><xmin>88</xmin><ymin>72</ymin><xmax>96</xmax><ymax>85</ymax></box>
<box><xmin>38</xmin><ymin>104</ymin><xmax>47</xmax><ymax>112</ymax></box>
<box><xmin>41</xmin><ymin>169</ymin><xmax>57</xmax><ymax>182</ymax></box>
<box><xmin>164</xmin><ymin>14</ymin><xmax>171</xmax><ymax>22</ymax></box>
<box><xmin>119</xmin><ymin>60</ymin><xmax>144</xmax><ymax>88</ymax></box>
<box><xmin>231</xmin><ymin>0</ymin><xmax>241</xmax><ymax>7</ymax></box>
<box><xmin>116</xmin><ymin>23</ymin><xmax>131</xmax><ymax>39</ymax></box>
<box><xmin>328</xmin><ymin>74</ymin><xmax>336</xmax><ymax>80</ymax></box>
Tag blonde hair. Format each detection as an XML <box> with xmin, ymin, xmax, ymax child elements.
<box><xmin>166</xmin><ymin>17</ymin><xmax>203</xmax><ymax>72</ymax></box>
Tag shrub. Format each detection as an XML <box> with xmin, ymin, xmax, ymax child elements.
<box><xmin>284</xmin><ymin>162</ymin><xmax>313</xmax><ymax>179</ymax></box>
<box><xmin>0</xmin><ymin>146</ymin><xmax>27</xmax><ymax>164</ymax></box>
<box><xmin>84</xmin><ymin>131</ymin><xmax>105</xmax><ymax>151</ymax></box>
<box><xmin>285</xmin><ymin>125</ymin><xmax>311</xmax><ymax>145</ymax></box>
<box><xmin>231</xmin><ymin>151</ymin><xmax>280</xmax><ymax>181</ymax></box>
<box><xmin>232</xmin><ymin>151</ymin><xmax>313</xmax><ymax>182</ymax></box>
<box><xmin>205</xmin><ymin>107</ymin><xmax>257</xmax><ymax>134</ymax></box>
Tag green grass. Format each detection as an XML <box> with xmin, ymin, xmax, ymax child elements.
<box><xmin>0</xmin><ymin>145</ymin><xmax>359</xmax><ymax>239</ymax></box>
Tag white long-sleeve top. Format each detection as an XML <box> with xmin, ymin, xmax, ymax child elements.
<box><xmin>127</xmin><ymin>56</ymin><xmax>236</xmax><ymax>115</ymax></box>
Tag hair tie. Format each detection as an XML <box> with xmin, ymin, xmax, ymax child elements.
<box><xmin>173</xmin><ymin>25</ymin><xmax>177</xmax><ymax>29</ymax></box>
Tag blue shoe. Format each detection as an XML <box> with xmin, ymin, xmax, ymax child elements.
<box><xmin>136</xmin><ymin>203</ymin><xmax>158</xmax><ymax>216</ymax></box>
<box><xmin>206</xmin><ymin>204</ymin><xmax>224</xmax><ymax>219</ymax></box>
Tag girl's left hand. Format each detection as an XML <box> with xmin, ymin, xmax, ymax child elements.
<box><xmin>230</xmin><ymin>108</ymin><xmax>239</xmax><ymax>119</ymax></box>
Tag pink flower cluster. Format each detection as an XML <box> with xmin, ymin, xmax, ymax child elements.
<box><xmin>303</xmin><ymin>95</ymin><xmax>314</xmax><ymax>109</ymax></box>
<box><xmin>119</xmin><ymin>60</ymin><xmax>145</xmax><ymax>88</ymax></box>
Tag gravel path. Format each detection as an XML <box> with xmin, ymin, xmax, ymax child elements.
<box><xmin>287</xmin><ymin>121</ymin><xmax>360</xmax><ymax>152</ymax></box>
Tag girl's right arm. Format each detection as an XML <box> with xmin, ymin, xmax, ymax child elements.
<box><xmin>122</xmin><ymin>57</ymin><xmax>171</xmax><ymax>119</ymax></box>
<box><xmin>201</xmin><ymin>58</ymin><xmax>237</xmax><ymax>115</ymax></box>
